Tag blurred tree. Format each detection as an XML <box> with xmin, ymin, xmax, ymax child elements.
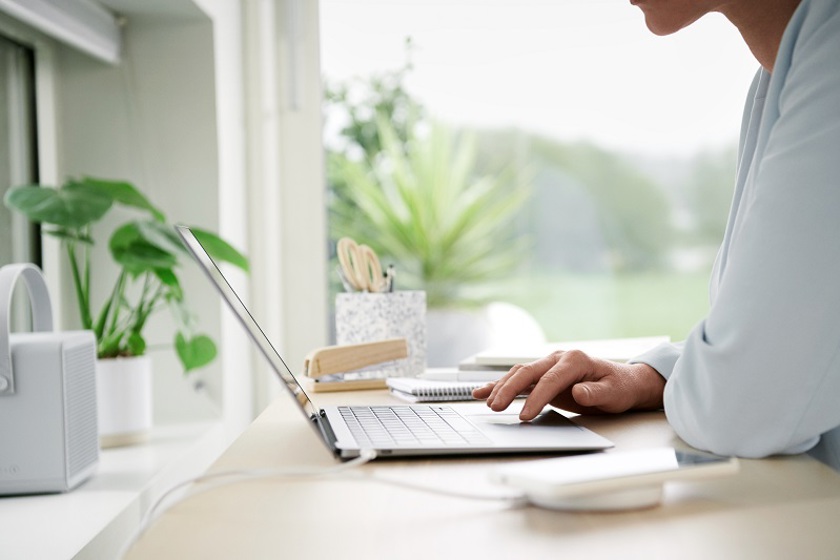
<box><xmin>547</xmin><ymin>141</ymin><xmax>672</xmax><ymax>271</ymax></box>
<box><xmin>472</xmin><ymin>129</ymin><xmax>674</xmax><ymax>272</ymax></box>
<box><xmin>323</xmin><ymin>38</ymin><xmax>423</xmax><ymax>295</ymax></box>
<box><xmin>684</xmin><ymin>146</ymin><xmax>737</xmax><ymax>245</ymax></box>
<box><xmin>324</xmin><ymin>37</ymin><xmax>423</xmax><ymax>163</ymax></box>
<box><xmin>324</xmin><ymin>42</ymin><xmax>531</xmax><ymax>307</ymax></box>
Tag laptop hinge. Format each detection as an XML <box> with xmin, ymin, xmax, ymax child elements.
<box><xmin>311</xmin><ymin>409</ymin><xmax>340</xmax><ymax>455</ymax></box>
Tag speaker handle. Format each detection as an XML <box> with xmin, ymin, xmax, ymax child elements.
<box><xmin>0</xmin><ymin>264</ymin><xmax>54</xmax><ymax>395</ymax></box>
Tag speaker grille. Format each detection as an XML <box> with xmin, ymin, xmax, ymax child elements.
<box><xmin>63</xmin><ymin>340</ymin><xmax>99</xmax><ymax>478</ymax></box>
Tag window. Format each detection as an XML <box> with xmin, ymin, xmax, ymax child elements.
<box><xmin>0</xmin><ymin>33</ymin><xmax>39</xmax><ymax>268</ymax></box>
<box><xmin>320</xmin><ymin>1</ymin><xmax>756</xmax><ymax>354</ymax></box>
<box><xmin>0</xmin><ymin>33</ymin><xmax>39</xmax><ymax>330</ymax></box>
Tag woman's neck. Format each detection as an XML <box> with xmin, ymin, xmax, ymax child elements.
<box><xmin>720</xmin><ymin>0</ymin><xmax>803</xmax><ymax>72</ymax></box>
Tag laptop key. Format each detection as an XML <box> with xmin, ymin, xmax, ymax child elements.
<box><xmin>342</xmin><ymin>405</ymin><xmax>491</xmax><ymax>447</ymax></box>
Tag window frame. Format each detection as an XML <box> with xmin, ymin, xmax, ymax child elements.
<box><xmin>242</xmin><ymin>0</ymin><xmax>329</xmax><ymax>411</ymax></box>
<box><xmin>0</xmin><ymin>32</ymin><xmax>39</xmax><ymax>266</ymax></box>
<box><xmin>0</xmin><ymin>13</ymin><xmax>62</xmax><ymax>323</ymax></box>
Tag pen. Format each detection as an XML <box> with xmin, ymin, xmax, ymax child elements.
<box><xmin>336</xmin><ymin>264</ymin><xmax>356</xmax><ymax>293</ymax></box>
<box><xmin>386</xmin><ymin>264</ymin><xmax>396</xmax><ymax>293</ymax></box>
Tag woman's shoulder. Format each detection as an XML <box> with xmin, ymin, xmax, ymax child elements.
<box><xmin>784</xmin><ymin>0</ymin><xmax>840</xmax><ymax>59</ymax></box>
<box><xmin>773</xmin><ymin>0</ymin><xmax>840</xmax><ymax>106</ymax></box>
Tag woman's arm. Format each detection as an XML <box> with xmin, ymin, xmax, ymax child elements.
<box><xmin>663</xmin><ymin>4</ymin><xmax>840</xmax><ymax>458</ymax></box>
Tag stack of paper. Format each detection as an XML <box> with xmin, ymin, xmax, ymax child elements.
<box><xmin>469</xmin><ymin>336</ymin><xmax>670</xmax><ymax>367</ymax></box>
<box><xmin>417</xmin><ymin>336</ymin><xmax>670</xmax><ymax>385</ymax></box>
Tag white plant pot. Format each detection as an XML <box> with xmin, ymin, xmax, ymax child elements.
<box><xmin>96</xmin><ymin>355</ymin><xmax>153</xmax><ymax>448</ymax></box>
<box><xmin>426</xmin><ymin>307</ymin><xmax>492</xmax><ymax>367</ymax></box>
<box><xmin>426</xmin><ymin>302</ymin><xmax>548</xmax><ymax>367</ymax></box>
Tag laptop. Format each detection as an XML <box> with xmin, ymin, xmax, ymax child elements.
<box><xmin>176</xmin><ymin>225</ymin><xmax>613</xmax><ymax>459</ymax></box>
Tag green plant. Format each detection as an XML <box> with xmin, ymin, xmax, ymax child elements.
<box><xmin>329</xmin><ymin>118</ymin><xmax>530</xmax><ymax>307</ymax></box>
<box><xmin>3</xmin><ymin>177</ymin><xmax>248</xmax><ymax>372</ymax></box>
<box><xmin>324</xmin><ymin>37</ymin><xmax>425</xmax><ymax>243</ymax></box>
<box><xmin>324</xmin><ymin>37</ymin><xmax>422</xmax><ymax>163</ymax></box>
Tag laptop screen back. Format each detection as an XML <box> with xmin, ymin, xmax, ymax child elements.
<box><xmin>175</xmin><ymin>225</ymin><xmax>319</xmax><ymax>422</ymax></box>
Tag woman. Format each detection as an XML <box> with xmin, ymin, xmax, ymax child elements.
<box><xmin>474</xmin><ymin>0</ymin><xmax>840</xmax><ymax>470</ymax></box>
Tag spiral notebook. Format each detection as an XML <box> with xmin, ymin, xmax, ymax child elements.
<box><xmin>386</xmin><ymin>378</ymin><xmax>484</xmax><ymax>403</ymax></box>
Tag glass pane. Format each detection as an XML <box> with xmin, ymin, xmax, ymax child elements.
<box><xmin>0</xmin><ymin>34</ymin><xmax>39</xmax><ymax>330</ymax></box>
<box><xmin>320</xmin><ymin>1</ymin><xmax>756</xmax><ymax>362</ymax></box>
<box><xmin>0</xmin><ymin>34</ymin><xmax>39</xmax><ymax>266</ymax></box>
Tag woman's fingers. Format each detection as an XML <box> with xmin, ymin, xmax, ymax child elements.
<box><xmin>474</xmin><ymin>356</ymin><xmax>665</xmax><ymax>418</ymax></box>
<box><xmin>472</xmin><ymin>383</ymin><xmax>494</xmax><ymax>399</ymax></box>
<box><xmin>487</xmin><ymin>361</ymin><xmax>531</xmax><ymax>403</ymax></box>
<box><xmin>486</xmin><ymin>361</ymin><xmax>548</xmax><ymax>411</ymax></box>
<box><xmin>483</xmin><ymin>352</ymin><xmax>571</xmax><ymax>413</ymax></box>
<box><xmin>518</xmin><ymin>350</ymin><xmax>591</xmax><ymax>420</ymax></box>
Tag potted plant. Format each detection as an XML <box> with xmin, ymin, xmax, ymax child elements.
<box><xmin>3</xmin><ymin>177</ymin><xmax>248</xmax><ymax>445</ymax></box>
<box><xmin>329</xmin><ymin>118</ymin><xmax>531</xmax><ymax>365</ymax></box>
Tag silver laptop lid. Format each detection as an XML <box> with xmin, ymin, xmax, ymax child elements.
<box><xmin>175</xmin><ymin>225</ymin><xmax>320</xmax><ymax>423</ymax></box>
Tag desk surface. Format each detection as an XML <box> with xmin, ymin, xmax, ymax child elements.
<box><xmin>125</xmin><ymin>389</ymin><xmax>840</xmax><ymax>560</ymax></box>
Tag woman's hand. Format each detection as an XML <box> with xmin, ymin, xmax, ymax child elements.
<box><xmin>472</xmin><ymin>350</ymin><xmax>666</xmax><ymax>421</ymax></box>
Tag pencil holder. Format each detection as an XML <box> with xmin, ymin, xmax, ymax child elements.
<box><xmin>335</xmin><ymin>291</ymin><xmax>426</xmax><ymax>377</ymax></box>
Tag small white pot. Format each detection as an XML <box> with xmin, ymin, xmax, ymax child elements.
<box><xmin>96</xmin><ymin>355</ymin><xmax>153</xmax><ymax>448</ymax></box>
<box><xmin>426</xmin><ymin>302</ymin><xmax>547</xmax><ymax>367</ymax></box>
<box><xmin>426</xmin><ymin>307</ymin><xmax>492</xmax><ymax>367</ymax></box>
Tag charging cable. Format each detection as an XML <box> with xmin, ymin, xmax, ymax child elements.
<box><xmin>346</xmin><ymin>470</ymin><xmax>527</xmax><ymax>504</ymax></box>
<box><xmin>120</xmin><ymin>450</ymin><xmax>376</xmax><ymax>557</ymax></box>
<box><xmin>120</xmin><ymin>449</ymin><xmax>526</xmax><ymax>557</ymax></box>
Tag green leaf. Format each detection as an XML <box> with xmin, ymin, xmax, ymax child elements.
<box><xmin>98</xmin><ymin>331</ymin><xmax>125</xmax><ymax>358</ymax></box>
<box><xmin>175</xmin><ymin>332</ymin><xmax>217</xmax><ymax>373</ymax></box>
<box><xmin>127</xmin><ymin>332</ymin><xmax>146</xmax><ymax>355</ymax></box>
<box><xmin>136</xmin><ymin>220</ymin><xmax>186</xmax><ymax>255</ymax></box>
<box><xmin>109</xmin><ymin>222</ymin><xmax>177</xmax><ymax>273</ymax></box>
<box><xmin>82</xmin><ymin>177</ymin><xmax>166</xmax><ymax>222</ymax></box>
<box><xmin>43</xmin><ymin>227</ymin><xmax>94</xmax><ymax>244</ymax></box>
<box><xmin>4</xmin><ymin>182</ymin><xmax>112</xmax><ymax>229</ymax></box>
<box><xmin>154</xmin><ymin>268</ymin><xmax>183</xmax><ymax>300</ymax></box>
<box><xmin>168</xmin><ymin>298</ymin><xmax>193</xmax><ymax>331</ymax></box>
<box><xmin>188</xmin><ymin>227</ymin><xmax>249</xmax><ymax>272</ymax></box>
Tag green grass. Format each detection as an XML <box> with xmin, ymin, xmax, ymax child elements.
<box><xmin>496</xmin><ymin>270</ymin><xmax>711</xmax><ymax>342</ymax></box>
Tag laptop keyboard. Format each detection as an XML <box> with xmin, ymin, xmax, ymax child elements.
<box><xmin>339</xmin><ymin>405</ymin><xmax>491</xmax><ymax>447</ymax></box>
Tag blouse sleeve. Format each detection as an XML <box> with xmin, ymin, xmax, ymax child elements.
<box><xmin>661</xmin><ymin>4</ymin><xmax>840</xmax><ymax>458</ymax></box>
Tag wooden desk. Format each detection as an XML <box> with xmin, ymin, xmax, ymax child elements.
<box><xmin>125</xmin><ymin>389</ymin><xmax>840</xmax><ymax>559</ymax></box>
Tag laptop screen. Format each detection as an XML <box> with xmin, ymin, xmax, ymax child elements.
<box><xmin>175</xmin><ymin>225</ymin><xmax>319</xmax><ymax>422</ymax></box>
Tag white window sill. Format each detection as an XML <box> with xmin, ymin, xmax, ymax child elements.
<box><xmin>0</xmin><ymin>420</ymin><xmax>240</xmax><ymax>559</ymax></box>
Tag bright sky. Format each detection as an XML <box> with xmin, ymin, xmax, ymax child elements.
<box><xmin>319</xmin><ymin>0</ymin><xmax>758</xmax><ymax>156</ymax></box>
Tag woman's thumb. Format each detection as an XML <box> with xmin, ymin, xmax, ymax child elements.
<box><xmin>572</xmin><ymin>381</ymin><xmax>607</xmax><ymax>407</ymax></box>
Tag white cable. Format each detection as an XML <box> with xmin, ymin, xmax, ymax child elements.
<box><xmin>343</xmin><ymin>471</ymin><xmax>528</xmax><ymax>504</ymax></box>
<box><xmin>119</xmin><ymin>450</ymin><xmax>377</xmax><ymax>558</ymax></box>
<box><xmin>120</xmin><ymin>449</ymin><xmax>527</xmax><ymax>557</ymax></box>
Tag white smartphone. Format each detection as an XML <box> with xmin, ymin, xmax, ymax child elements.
<box><xmin>491</xmin><ymin>447</ymin><xmax>739</xmax><ymax>511</ymax></box>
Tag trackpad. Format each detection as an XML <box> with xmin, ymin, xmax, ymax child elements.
<box><xmin>471</xmin><ymin>410</ymin><xmax>577</xmax><ymax>427</ymax></box>
<box><xmin>467</xmin><ymin>409</ymin><xmax>595</xmax><ymax>446</ymax></box>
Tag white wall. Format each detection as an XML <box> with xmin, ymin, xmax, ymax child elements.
<box><xmin>53</xmin><ymin>18</ymin><xmax>216</xmax><ymax>424</ymax></box>
<box><xmin>7</xmin><ymin>0</ymin><xmax>330</xmax><ymax>427</ymax></box>
<box><xmin>53</xmin><ymin>1</ymin><xmax>250</xmax><ymax>426</ymax></box>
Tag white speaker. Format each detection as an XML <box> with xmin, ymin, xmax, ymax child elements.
<box><xmin>0</xmin><ymin>263</ymin><xmax>99</xmax><ymax>495</ymax></box>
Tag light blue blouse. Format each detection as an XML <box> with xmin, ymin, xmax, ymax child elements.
<box><xmin>631</xmin><ymin>0</ymin><xmax>840</xmax><ymax>470</ymax></box>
